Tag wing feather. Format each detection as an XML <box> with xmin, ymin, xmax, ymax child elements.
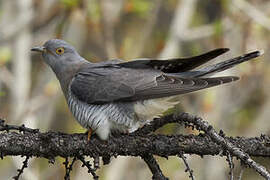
<box><xmin>117</xmin><ymin>48</ymin><xmax>229</xmax><ymax>73</ymax></box>
<box><xmin>70</xmin><ymin>65</ymin><xmax>238</xmax><ymax>104</ymax></box>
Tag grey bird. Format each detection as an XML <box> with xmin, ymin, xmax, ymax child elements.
<box><xmin>31</xmin><ymin>39</ymin><xmax>262</xmax><ymax>140</ymax></box>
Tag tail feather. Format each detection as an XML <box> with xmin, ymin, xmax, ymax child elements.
<box><xmin>172</xmin><ymin>50</ymin><xmax>263</xmax><ymax>78</ymax></box>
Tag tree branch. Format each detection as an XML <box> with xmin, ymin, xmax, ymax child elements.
<box><xmin>175</xmin><ymin>113</ymin><xmax>270</xmax><ymax>179</ymax></box>
<box><xmin>226</xmin><ymin>152</ymin><xmax>234</xmax><ymax>180</ymax></box>
<box><xmin>1</xmin><ymin>127</ymin><xmax>270</xmax><ymax>158</ymax></box>
<box><xmin>13</xmin><ymin>156</ymin><xmax>30</xmax><ymax>180</ymax></box>
<box><xmin>1</xmin><ymin>113</ymin><xmax>270</xmax><ymax>179</ymax></box>
<box><xmin>78</xmin><ymin>155</ymin><xmax>98</xmax><ymax>180</ymax></box>
<box><xmin>141</xmin><ymin>154</ymin><xmax>168</xmax><ymax>180</ymax></box>
<box><xmin>178</xmin><ymin>153</ymin><xmax>195</xmax><ymax>180</ymax></box>
<box><xmin>63</xmin><ymin>157</ymin><xmax>77</xmax><ymax>180</ymax></box>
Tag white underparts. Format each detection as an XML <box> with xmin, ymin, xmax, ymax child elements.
<box><xmin>134</xmin><ymin>97</ymin><xmax>179</xmax><ymax>121</ymax></box>
<box><xmin>95</xmin><ymin>122</ymin><xmax>111</xmax><ymax>140</ymax></box>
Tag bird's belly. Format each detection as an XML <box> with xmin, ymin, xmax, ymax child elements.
<box><xmin>67</xmin><ymin>93</ymin><xmax>138</xmax><ymax>132</ymax></box>
<box><xmin>67</xmin><ymin>92</ymin><xmax>179</xmax><ymax>137</ymax></box>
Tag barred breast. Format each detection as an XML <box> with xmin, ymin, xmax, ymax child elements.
<box><xmin>66</xmin><ymin>88</ymin><xmax>179</xmax><ymax>139</ymax></box>
<box><xmin>66</xmin><ymin>89</ymin><xmax>141</xmax><ymax>139</ymax></box>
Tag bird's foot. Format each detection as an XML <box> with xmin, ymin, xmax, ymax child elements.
<box><xmin>87</xmin><ymin>128</ymin><xmax>93</xmax><ymax>142</ymax></box>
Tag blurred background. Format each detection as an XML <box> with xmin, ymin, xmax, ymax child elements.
<box><xmin>0</xmin><ymin>0</ymin><xmax>269</xmax><ymax>179</ymax></box>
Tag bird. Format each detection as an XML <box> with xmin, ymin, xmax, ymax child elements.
<box><xmin>31</xmin><ymin>39</ymin><xmax>263</xmax><ymax>140</ymax></box>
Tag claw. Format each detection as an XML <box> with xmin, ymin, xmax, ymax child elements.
<box><xmin>88</xmin><ymin>128</ymin><xmax>93</xmax><ymax>142</ymax></box>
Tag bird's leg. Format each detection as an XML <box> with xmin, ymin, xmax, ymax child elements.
<box><xmin>87</xmin><ymin>128</ymin><xmax>93</xmax><ymax>141</ymax></box>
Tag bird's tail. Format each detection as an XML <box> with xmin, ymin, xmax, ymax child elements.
<box><xmin>173</xmin><ymin>50</ymin><xmax>263</xmax><ymax>78</ymax></box>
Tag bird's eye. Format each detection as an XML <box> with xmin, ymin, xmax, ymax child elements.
<box><xmin>55</xmin><ymin>47</ymin><xmax>65</xmax><ymax>55</ymax></box>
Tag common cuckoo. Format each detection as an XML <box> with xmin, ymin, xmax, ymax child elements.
<box><xmin>31</xmin><ymin>39</ymin><xmax>262</xmax><ymax>140</ymax></box>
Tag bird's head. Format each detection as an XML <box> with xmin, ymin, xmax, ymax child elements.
<box><xmin>31</xmin><ymin>39</ymin><xmax>83</xmax><ymax>73</ymax></box>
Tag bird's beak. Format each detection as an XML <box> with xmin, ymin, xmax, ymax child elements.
<box><xmin>31</xmin><ymin>46</ymin><xmax>46</xmax><ymax>53</ymax></box>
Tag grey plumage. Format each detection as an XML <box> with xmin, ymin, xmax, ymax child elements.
<box><xmin>31</xmin><ymin>39</ymin><xmax>262</xmax><ymax>140</ymax></box>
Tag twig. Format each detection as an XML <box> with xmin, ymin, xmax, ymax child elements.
<box><xmin>142</xmin><ymin>154</ymin><xmax>168</xmax><ymax>180</ymax></box>
<box><xmin>0</xmin><ymin>118</ymin><xmax>39</xmax><ymax>133</ymax></box>
<box><xmin>63</xmin><ymin>158</ymin><xmax>69</xmax><ymax>179</ymax></box>
<box><xmin>178</xmin><ymin>153</ymin><xmax>195</xmax><ymax>180</ymax></box>
<box><xmin>135</xmin><ymin>112</ymin><xmax>270</xmax><ymax>179</ymax></box>
<box><xmin>132</xmin><ymin>115</ymin><xmax>178</xmax><ymax>135</ymax></box>
<box><xmin>226</xmin><ymin>152</ymin><xmax>234</xmax><ymax>180</ymax></box>
<box><xmin>175</xmin><ymin>113</ymin><xmax>270</xmax><ymax>179</ymax></box>
<box><xmin>238</xmin><ymin>165</ymin><xmax>245</xmax><ymax>180</ymax></box>
<box><xmin>64</xmin><ymin>157</ymin><xmax>77</xmax><ymax>180</ymax></box>
<box><xmin>94</xmin><ymin>156</ymin><xmax>100</xmax><ymax>170</ymax></box>
<box><xmin>78</xmin><ymin>156</ymin><xmax>99</xmax><ymax>180</ymax></box>
<box><xmin>12</xmin><ymin>156</ymin><xmax>30</xmax><ymax>180</ymax></box>
<box><xmin>232</xmin><ymin>0</ymin><xmax>270</xmax><ymax>31</ymax></box>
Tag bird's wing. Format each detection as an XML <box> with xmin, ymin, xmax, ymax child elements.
<box><xmin>116</xmin><ymin>48</ymin><xmax>229</xmax><ymax>73</ymax></box>
<box><xmin>70</xmin><ymin>65</ymin><xmax>238</xmax><ymax>104</ymax></box>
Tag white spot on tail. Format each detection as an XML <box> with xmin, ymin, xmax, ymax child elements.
<box><xmin>258</xmin><ymin>50</ymin><xmax>264</xmax><ymax>56</ymax></box>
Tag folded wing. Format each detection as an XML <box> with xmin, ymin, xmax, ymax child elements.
<box><xmin>70</xmin><ymin>66</ymin><xmax>238</xmax><ymax>104</ymax></box>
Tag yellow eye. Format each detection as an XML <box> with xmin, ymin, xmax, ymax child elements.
<box><xmin>55</xmin><ymin>47</ymin><xmax>64</xmax><ymax>55</ymax></box>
